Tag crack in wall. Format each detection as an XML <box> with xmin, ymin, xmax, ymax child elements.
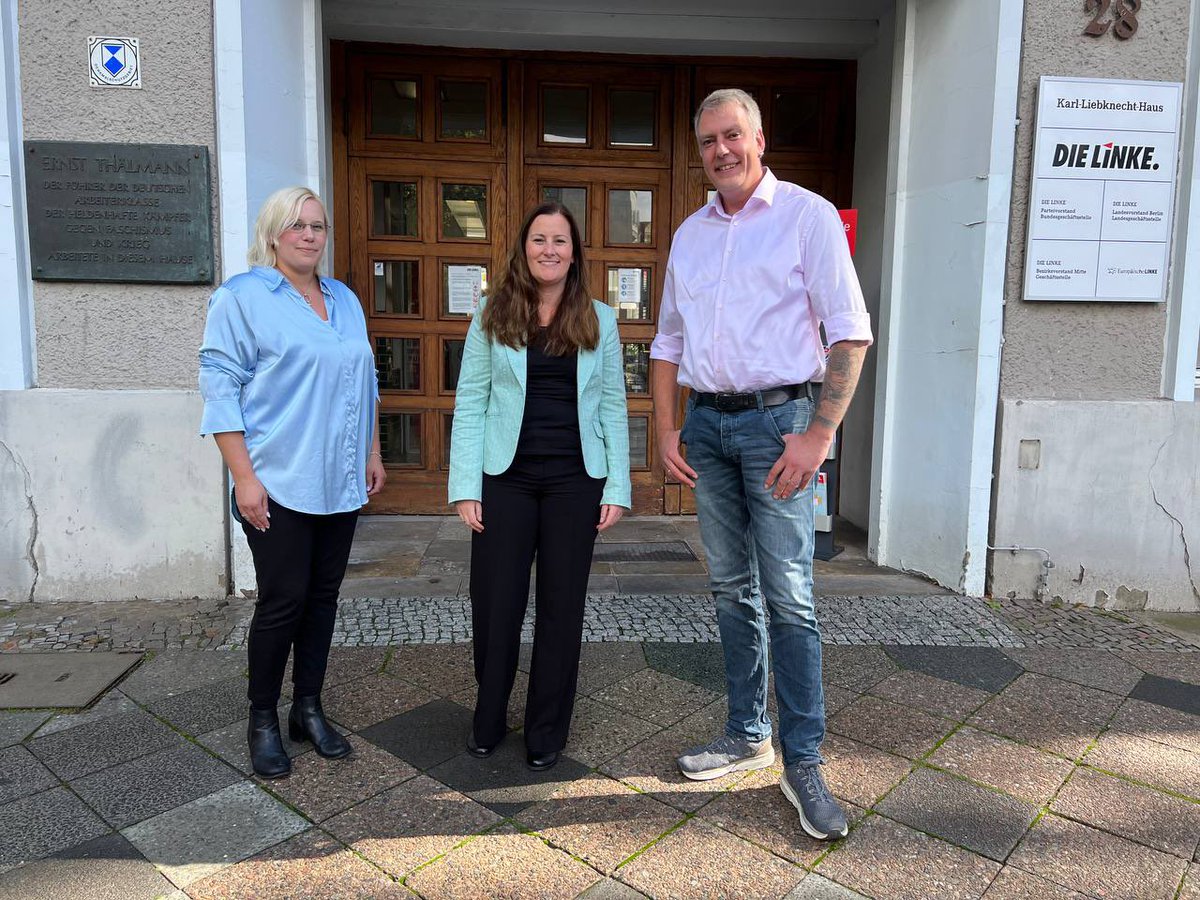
<box><xmin>1148</xmin><ymin>426</ymin><xmax>1200</xmax><ymax>607</ymax></box>
<box><xmin>0</xmin><ymin>440</ymin><xmax>39</xmax><ymax>603</ymax></box>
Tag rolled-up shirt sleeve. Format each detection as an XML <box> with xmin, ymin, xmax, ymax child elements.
<box><xmin>198</xmin><ymin>287</ymin><xmax>256</xmax><ymax>435</ymax></box>
<box><xmin>803</xmin><ymin>201</ymin><xmax>874</xmax><ymax>347</ymax></box>
<box><xmin>649</xmin><ymin>257</ymin><xmax>685</xmax><ymax>364</ymax></box>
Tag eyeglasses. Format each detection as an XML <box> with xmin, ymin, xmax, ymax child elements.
<box><xmin>286</xmin><ymin>221</ymin><xmax>327</xmax><ymax>235</ymax></box>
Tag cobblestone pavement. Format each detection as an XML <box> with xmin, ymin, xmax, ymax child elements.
<box><xmin>5</xmin><ymin>642</ymin><xmax>1200</xmax><ymax>898</ymax></box>
<box><xmin>3</xmin><ymin>594</ymin><xmax>1198</xmax><ymax>653</ymax></box>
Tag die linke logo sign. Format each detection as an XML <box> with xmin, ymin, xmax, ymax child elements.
<box><xmin>1051</xmin><ymin>141</ymin><xmax>1161</xmax><ymax>171</ymax></box>
<box><xmin>1023</xmin><ymin>76</ymin><xmax>1182</xmax><ymax>304</ymax></box>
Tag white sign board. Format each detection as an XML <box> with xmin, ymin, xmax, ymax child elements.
<box><xmin>1023</xmin><ymin>76</ymin><xmax>1182</xmax><ymax>303</ymax></box>
<box><xmin>88</xmin><ymin>37</ymin><xmax>141</xmax><ymax>89</ymax></box>
<box><xmin>447</xmin><ymin>264</ymin><xmax>484</xmax><ymax>316</ymax></box>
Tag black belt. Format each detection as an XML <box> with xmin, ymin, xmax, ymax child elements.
<box><xmin>692</xmin><ymin>383</ymin><xmax>812</xmax><ymax>412</ymax></box>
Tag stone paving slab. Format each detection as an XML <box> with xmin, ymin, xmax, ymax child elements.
<box><xmin>591</xmin><ymin>669</ymin><xmax>720</xmax><ymax>729</ymax></box>
<box><xmin>1130</xmin><ymin>672</ymin><xmax>1200</xmax><ymax>717</ymax></box>
<box><xmin>69</xmin><ymin>742</ymin><xmax>242</xmax><ymax>829</ymax></box>
<box><xmin>120</xmin><ymin>781</ymin><xmax>309</xmax><ymax>888</ymax></box>
<box><xmin>817</xmin><ymin>815</ymin><xmax>1000</xmax><ymax>900</ymax></box>
<box><xmin>617</xmin><ymin>818</ymin><xmax>806</xmax><ymax>900</ymax></box>
<box><xmin>517</xmin><ymin>772</ymin><xmax>684</xmax><ymax>874</ymax></box>
<box><xmin>147</xmin><ymin>676</ymin><xmax>251</xmax><ymax>736</ymax></box>
<box><xmin>1008</xmin><ymin>812</ymin><xmax>1187</xmax><ymax>899</ymax></box>
<box><xmin>701</xmin><ymin>763</ymin><xmax>867</xmax><ymax>867</ymax></box>
<box><xmin>323</xmin><ymin>773</ymin><xmax>501</xmax><ymax>878</ymax></box>
<box><xmin>1050</xmin><ymin>766</ymin><xmax>1200</xmax><ymax>859</ymax></box>
<box><xmin>263</xmin><ymin>740</ymin><xmax>418</xmax><ymax>822</ymax></box>
<box><xmin>119</xmin><ymin>650</ymin><xmax>246</xmax><ymax>703</ymax></box>
<box><xmin>1085</xmin><ymin>729</ymin><xmax>1200</xmax><ymax>799</ymax></box>
<box><xmin>787</xmin><ymin>873</ymin><xmax>871</xmax><ymax>899</ymax></box>
<box><xmin>427</xmin><ymin>739</ymin><xmax>592</xmax><ymax>817</ymax></box>
<box><xmin>868</xmin><ymin>670</ymin><xmax>993</xmax><ymax>720</ymax></box>
<box><xmin>1110</xmin><ymin>696</ymin><xmax>1200</xmax><ymax>754</ymax></box>
<box><xmin>0</xmin><ymin>832</ymin><xmax>174</xmax><ymax>900</ymax></box>
<box><xmin>0</xmin><ymin>712</ymin><xmax>47</xmax><ymax>748</ymax></box>
<box><xmin>0</xmin><ymin>787</ymin><xmax>109</xmax><ymax>873</ymax></box>
<box><xmin>882</xmin><ymin>646</ymin><xmax>1023</xmax><ymax>693</ymax></box>
<box><xmin>359</xmin><ymin>698</ymin><xmax>474</xmax><ymax>771</ymax></box>
<box><xmin>0</xmin><ymin>745</ymin><xmax>56</xmax><ymax>806</ymax></box>
<box><xmin>563</xmin><ymin>696</ymin><xmax>661</xmax><ymax>768</ymax></box>
<box><xmin>322</xmin><ymin>671</ymin><xmax>437</xmax><ymax>731</ymax></box>
<box><xmin>27</xmin><ymin>707</ymin><xmax>184</xmax><ymax>781</ymax></box>
<box><xmin>186</xmin><ymin>828</ymin><xmax>410</xmax><ymax>899</ymax></box>
<box><xmin>31</xmin><ymin>689</ymin><xmax>139</xmax><ymax>737</ymax></box>
<box><xmin>827</xmin><ymin>695</ymin><xmax>956</xmax><ymax>760</ymax></box>
<box><xmin>980</xmin><ymin>867</ymin><xmax>1091</xmax><ymax>899</ymax></box>
<box><xmin>875</xmin><ymin>767</ymin><xmax>1038</xmax><ymax>862</ymax></box>
<box><xmin>405</xmin><ymin>823</ymin><xmax>600</xmax><ymax>900</ymax></box>
<box><xmin>926</xmin><ymin>727</ymin><xmax>1075</xmax><ymax>805</ymax></box>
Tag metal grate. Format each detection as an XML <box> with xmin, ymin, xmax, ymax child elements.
<box><xmin>592</xmin><ymin>541</ymin><xmax>698</xmax><ymax>563</ymax></box>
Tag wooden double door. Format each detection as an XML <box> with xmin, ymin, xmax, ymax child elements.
<box><xmin>331</xmin><ymin>44</ymin><xmax>855</xmax><ymax>514</ymax></box>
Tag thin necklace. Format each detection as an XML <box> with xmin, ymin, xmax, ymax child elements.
<box><xmin>279</xmin><ymin>268</ymin><xmax>320</xmax><ymax>309</ymax></box>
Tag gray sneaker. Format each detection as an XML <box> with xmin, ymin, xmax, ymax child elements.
<box><xmin>676</xmin><ymin>733</ymin><xmax>775</xmax><ymax>781</ymax></box>
<box><xmin>781</xmin><ymin>763</ymin><xmax>848</xmax><ymax>840</ymax></box>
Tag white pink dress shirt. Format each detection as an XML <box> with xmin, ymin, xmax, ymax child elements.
<box><xmin>650</xmin><ymin>169</ymin><xmax>873</xmax><ymax>393</ymax></box>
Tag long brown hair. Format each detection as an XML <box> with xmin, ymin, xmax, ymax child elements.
<box><xmin>480</xmin><ymin>202</ymin><xmax>598</xmax><ymax>354</ymax></box>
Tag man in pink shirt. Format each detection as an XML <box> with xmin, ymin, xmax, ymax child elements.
<box><xmin>650</xmin><ymin>88</ymin><xmax>873</xmax><ymax>841</ymax></box>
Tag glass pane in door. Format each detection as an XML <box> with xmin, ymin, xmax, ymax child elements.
<box><xmin>373</xmin><ymin>261</ymin><xmax>419</xmax><ymax>315</ymax></box>
<box><xmin>439</xmin><ymin>80</ymin><xmax>488</xmax><ymax>140</ymax></box>
<box><xmin>608</xmin><ymin>189</ymin><xmax>653</xmax><ymax>244</ymax></box>
<box><xmin>441</xmin><ymin>184</ymin><xmax>488</xmax><ymax>240</ymax></box>
<box><xmin>542</xmin><ymin>186</ymin><xmax>588</xmax><ymax>241</ymax></box>
<box><xmin>379</xmin><ymin>412</ymin><xmax>422</xmax><ymax>465</ymax></box>
<box><xmin>610</xmin><ymin>89</ymin><xmax>656</xmax><ymax>147</ymax></box>
<box><xmin>543</xmin><ymin>86</ymin><xmax>589</xmax><ymax>144</ymax></box>
<box><xmin>370</xmin><ymin>79</ymin><xmax>418</xmax><ymax>137</ymax></box>
<box><xmin>371</xmin><ymin>181</ymin><xmax>418</xmax><ymax>237</ymax></box>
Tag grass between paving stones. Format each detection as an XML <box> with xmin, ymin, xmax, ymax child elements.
<box><xmin>611</xmin><ymin>813</ymin><xmax>691</xmax><ymax>871</ymax></box>
<box><xmin>398</xmin><ymin>818</ymin><xmax>517</xmax><ymax>885</ymax></box>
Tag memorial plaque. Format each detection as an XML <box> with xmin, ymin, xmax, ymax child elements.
<box><xmin>25</xmin><ymin>141</ymin><xmax>213</xmax><ymax>283</ymax></box>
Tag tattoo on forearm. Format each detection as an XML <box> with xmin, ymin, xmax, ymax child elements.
<box><xmin>814</xmin><ymin>343</ymin><xmax>867</xmax><ymax>432</ymax></box>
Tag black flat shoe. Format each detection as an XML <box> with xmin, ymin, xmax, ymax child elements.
<box><xmin>248</xmin><ymin>707</ymin><xmax>291</xmax><ymax>779</ymax></box>
<box><xmin>288</xmin><ymin>695</ymin><xmax>351</xmax><ymax>759</ymax></box>
<box><xmin>467</xmin><ymin>732</ymin><xmax>498</xmax><ymax>758</ymax></box>
<box><xmin>526</xmin><ymin>750</ymin><xmax>559</xmax><ymax>771</ymax></box>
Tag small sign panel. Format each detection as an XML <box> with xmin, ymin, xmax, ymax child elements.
<box><xmin>446</xmin><ymin>264</ymin><xmax>484</xmax><ymax>315</ymax></box>
<box><xmin>838</xmin><ymin>209</ymin><xmax>858</xmax><ymax>257</ymax></box>
<box><xmin>26</xmin><ymin>141</ymin><xmax>213</xmax><ymax>284</ymax></box>
<box><xmin>1023</xmin><ymin>76</ymin><xmax>1182</xmax><ymax>302</ymax></box>
<box><xmin>88</xmin><ymin>37</ymin><xmax>140</xmax><ymax>89</ymax></box>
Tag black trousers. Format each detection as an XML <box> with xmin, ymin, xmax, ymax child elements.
<box><xmin>470</xmin><ymin>454</ymin><xmax>605</xmax><ymax>753</ymax></box>
<box><xmin>241</xmin><ymin>497</ymin><xmax>359</xmax><ymax>709</ymax></box>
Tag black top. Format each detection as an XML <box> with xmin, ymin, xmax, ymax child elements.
<box><xmin>516</xmin><ymin>328</ymin><xmax>581</xmax><ymax>457</ymax></box>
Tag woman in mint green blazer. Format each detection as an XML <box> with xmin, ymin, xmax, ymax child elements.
<box><xmin>449</xmin><ymin>201</ymin><xmax>630</xmax><ymax>771</ymax></box>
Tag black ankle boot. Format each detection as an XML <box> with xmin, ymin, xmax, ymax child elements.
<box><xmin>288</xmin><ymin>695</ymin><xmax>351</xmax><ymax>759</ymax></box>
<box><xmin>247</xmin><ymin>707</ymin><xmax>290</xmax><ymax>779</ymax></box>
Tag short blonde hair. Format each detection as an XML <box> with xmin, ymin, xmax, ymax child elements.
<box><xmin>693</xmin><ymin>89</ymin><xmax>763</xmax><ymax>141</ymax></box>
<box><xmin>247</xmin><ymin>186</ymin><xmax>329</xmax><ymax>272</ymax></box>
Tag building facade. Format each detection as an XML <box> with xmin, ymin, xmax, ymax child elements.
<box><xmin>1</xmin><ymin>0</ymin><xmax>1197</xmax><ymax>609</ymax></box>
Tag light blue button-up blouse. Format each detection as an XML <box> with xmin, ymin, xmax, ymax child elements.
<box><xmin>198</xmin><ymin>266</ymin><xmax>378</xmax><ymax>515</ymax></box>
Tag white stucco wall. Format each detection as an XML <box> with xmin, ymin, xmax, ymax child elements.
<box><xmin>0</xmin><ymin>390</ymin><xmax>226</xmax><ymax>602</ymax></box>
<box><xmin>869</xmin><ymin>0</ymin><xmax>1019</xmax><ymax>593</ymax></box>
<box><xmin>992</xmin><ymin>399</ymin><xmax>1200</xmax><ymax>610</ymax></box>
<box><xmin>841</xmin><ymin>4</ymin><xmax>895</xmax><ymax>531</ymax></box>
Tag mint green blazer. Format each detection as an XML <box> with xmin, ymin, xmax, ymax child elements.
<box><xmin>448</xmin><ymin>299</ymin><xmax>631</xmax><ymax>508</ymax></box>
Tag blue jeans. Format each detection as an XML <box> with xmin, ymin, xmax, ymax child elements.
<box><xmin>682</xmin><ymin>394</ymin><xmax>825</xmax><ymax>766</ymax></box>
